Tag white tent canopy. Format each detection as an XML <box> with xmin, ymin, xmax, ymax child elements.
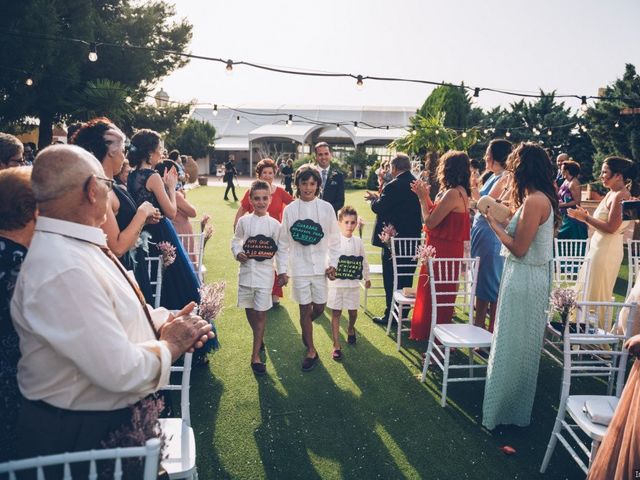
<box><xmin>248</xmin><ymin>124</ymin><xmax>318</xmax><ymax>144</ymax></box>
<box><xmin>213</xmin><ymin>136</ymin><xmax>249</xmax><ymax>151</ymax></box>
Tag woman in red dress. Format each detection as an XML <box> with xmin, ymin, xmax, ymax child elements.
<box><xmin>234</xmin><ymin>158</ymin><xmax>294</xmax><ymax>306</ymax></box>
<box><xmin>410</xmin><ymin>151</ymin><xmax>471</xmax><ymax>341</ymax></box>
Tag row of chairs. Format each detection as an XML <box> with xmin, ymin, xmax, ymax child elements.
<box><xmin>379</xmin><ymin>237</ymin><xmax>639</xmax><ymax>475</ymax></box>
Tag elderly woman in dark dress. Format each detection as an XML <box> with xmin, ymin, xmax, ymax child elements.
<box><xmin>72</xmin><ymin>118</ymin><xmax>161</xmax><ymax>303</ymax></box>
<box><xmin>0</xmin><ymin>166</ymin><xmax>36</xmax><ymax>461</ymax></box>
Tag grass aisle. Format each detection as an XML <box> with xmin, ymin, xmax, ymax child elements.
<box><xmin>185</xmin><ymin>186</ymin><xmax>588</xmax><ymax>479</ymax></box>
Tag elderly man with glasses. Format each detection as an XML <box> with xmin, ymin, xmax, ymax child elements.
<box><xmin>10</xmin><ymin>144</ymin><xmax>214</xmax><ymax>460</ymax></box>
<box><xmin>0</xmin><ymin>132</ymin><xmax>25</xmax><ymax>169</ymax></box>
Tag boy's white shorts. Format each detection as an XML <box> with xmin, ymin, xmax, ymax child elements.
<box><xmin>237</xmin><ymin>285</ymin><xmax>273</xmax><ymax>311</ymax></box>
<box><xmin>327</xmin><ymin>286</ymin><xmax>360</xmax><ymax>311</ymax></box>
<box><xmin>291</xmin><ymin>274</ymin><xmax>327</xmax><ymax>305</ymax></box>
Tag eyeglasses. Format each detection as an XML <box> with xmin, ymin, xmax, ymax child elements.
<box><xmin>84</xmin><ymin>174</ymin><xmax>114</xmax><ymax>192</ymax></box>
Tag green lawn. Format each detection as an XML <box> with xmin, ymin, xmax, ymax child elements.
<box><xmin>182</xmin><ymin>186</ymin><xmax>625</xmax><ymax>480</ymax></box>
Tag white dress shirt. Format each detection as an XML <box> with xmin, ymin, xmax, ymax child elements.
<box><xmin>329</xmin><ymin>234</ymin><xmax>370</xmax><ymax>288</ymax></box>
<box><xmin>277</xmin><ymin>197</ymin><xmax>340</xmax><ymax>277</ymax></box>
<box><xmin>11</xmin><ymin>217</ymin><xmax>172</xmax><ymax>411</ymax></box>
<box><xmin>231</xmin><ymin>213</ymin><xmax>281</xmax><ymax>288</ymax></box>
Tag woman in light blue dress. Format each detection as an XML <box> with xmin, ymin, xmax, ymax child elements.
<box><xmin>481</xmin><ymin>143</ymin><xmax>559</xmax><ymax>430</ymax></box>
<box><xmin>470</xmin><ymin>139</ymin><xmax>512</xmax><ymax>331</ymax></box>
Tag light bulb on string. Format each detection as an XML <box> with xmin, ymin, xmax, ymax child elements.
<box><xmin>356</xmin><ymin>75</ymin><xmax>364</xmax><ymax>90</ymax></box>
<box><xmin>236</xmin><ymin>115</ymin><xmax>240</xmax><ymax>125</ymax></box>
<box><xmin>435</xmin><ymin>129</ymin><xmax>440</xmax><ymax>135</ymax></box>
<box><xmin>580</xmin><ymin>96</ymin><xmax>588</xmax><ymax>113</ymax></box>
<box><xmin>88</xmin><ymin>42</ymin><xmax>98</xmax><ymax>62</ymax></box>
<box><xmin>213</xmin><ymin>104</ymin><xmax>218</xmax><ymax>116</ymax></box>
<box><xmin>472</xmin><ymin>87</ymin><xmax>480</xmax><ymax>105</ymax></box>
<box><xmin>25</xmin><ymin>76</ymin><xmax>33</xmax><ymax>86</ymax></box>
<box><xmin>506</xmin><ymin>129</ymin><xmax>511</xmax><ymax>138</ymax></box>
<box><xmin>336</xmin><ymin>123</ymin><xmax>341</xmax><ymax>131</ymax></box>
<box><xmin>354</xmin><ymin>121</ymin><xmax>358</xmax><ymax>133</ymax></box>
<box><xmin>615</xmin><ymin>120</ymin><xmax>620</xmax><ymax>128</ymax></box>
<box><xmin>226</xmin><ymin>60</ymin><xmax>233</xmax><ymax>75</ymax></box>
<box><xmin>483</xmin><ymin>128</ymin><xmax>489</xmax><ymax>134</ymax></box>
<box><xmin>461</xmin><ymin>131</ymin><xmax>468</xmax><ymax>138</ymax></box>
<box><xmin>287</xmin><ymin>114</ymin><xmax>292</xmax><ymax>127</ymax></box>
<box><xmin>547</xmin><ymin>129</ymin><xmax>552</xmax><ymax>136</ymax></box>
<box><xmin>125</xmin><ymin>96</ymin><xmax>132</xmax><ymax>103</ymax></box>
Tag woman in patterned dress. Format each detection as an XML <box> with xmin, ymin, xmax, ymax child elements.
<box><xmin>481</xmin><ymin>143</ymin><xmax>559</xmax><ymax>429</ymax></box>
<box><xmin>0</xmin><ymin>167</ymin><xmax>36</xmax><ymax>461</ymax></box>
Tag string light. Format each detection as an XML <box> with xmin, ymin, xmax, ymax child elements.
<box><xmin>25</xmin><ymin>76</ymin><xmax>33</xmax><ymax>86</ymax></box>
<box><xmin>354</xmin><ymin>121</ymin><xmax>358</xmax><ymax>133</ymax></box>
<box><xmin>547</xmin><ymin>129</ymin><xmax>552</xmax><ymax>136</ymax></box>
<box><xmin>125</xmin><ymin>95</ymin><xmax>132</xmax><ymax>103</ymax></box>
<box><xmin>286</xmin><ymin>114</ymin><xmax>292</xmax><ymax>126</ymax></box>
<box><xmin>615</xmin><ymin>120</ymin><xmax>620</xmax><ymax>128</ymax></box>
<box><xmin>472</xmin><ymin>87</ymin><xmax>480</xmax><ymax>104</ymax></box>
<box><xmin>213</xmin><ymin>104</ymin><xmax>218</xmax><ymax>116</ymax></box>
<box><xmin>5</xmin><ymin>29</ymin><xmax>640</xmax><ymax>109</ymax></box>
<box><xmin>580</xmin><ymin>96</ymin><xmax>588</xmax><ymax>112</ymax></box>
<box><xmin>336</xmin><ymin>123</ymin><xmax>341</xmax><ymax>131</ymax></box>
<box><xmin>483</xmin><ymin>128</ymin><xmax>489</xmax><ymax>134</ymax></box>
<box><xmin>236</xmin><ymin>115</ymin><xmax>240</xmax><ymax>124</ymax></box>
<box><xmin>356</xmin><ymin>75</ymin><xmax>364</xmax><ymax>90</ymax></box>
<box><xmin>226</xmin><ymin>59</ymin><xmax>233</xmax><ymax>74</ymax></box>
<box><xmin>435</xmin><ymin>129</ymin><xmax>440</xmax><ymax>135</ymax></box>
<box><xmin>88</xmin><ymin>42</ymin><xmax>98</xmax><ymax>62</ymax></box>
<box><xmin>461</xmin><ymin>131</ymin><xmax>468</xmax><ymax>138</ymax></box>
<box><xmin>506</xmin><ymin>130</ymin><xmax>511</xmax><ymax>137</ymax></box>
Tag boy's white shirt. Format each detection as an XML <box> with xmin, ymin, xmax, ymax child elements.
<box><xmin>232</xmin><ymin>213</ymin><xmax>281</xmax><ymax>287</ymax></box>
<box><xmin>329</xmin><ymin>233</ymin><xmax>370</xmax><ymax>288</ymax></box>
<box><xmin>277</xmin><ymin>197</ymin><xmax>340</xmax><ymax>276</ymax></box>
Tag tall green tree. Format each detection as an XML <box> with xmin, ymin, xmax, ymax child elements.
<box><xmin>0</xmin><ymin>0</ymin><xmax>192</xmax><ymax>146</ymax></box>
<box><xmin>125</xmin><ymin>102</ymin><xmax>192</xmax><ymax>138</ymax></box>
<box><xmin>586</xmin><ymin>64</ymin><xmax>640</xmax><ymax>176</ymax></box>
<box><xmin>167</xmin><ymin>119</ymin><xmax>216</xmax><ymax>159</ymax></box>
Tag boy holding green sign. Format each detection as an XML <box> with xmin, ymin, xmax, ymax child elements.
<box><xmin>277</xmin><ymin>165</ymin><xmax>341</xmax><ymax>372</ymax></box>
<box><xmin>327</xmin><ymin>206</ymin><xmax>371</xmax><ymax>361</ymax></box>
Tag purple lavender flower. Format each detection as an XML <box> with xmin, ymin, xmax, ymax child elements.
<box><xmin>199</xmin><ymin>281</ymin><xmax>226</xmax><ymax>321</ymax></box>
<box><xmin>157</xmin><ymin>241</ymin><xmax>176</xmax><ymax>268</ymax></box>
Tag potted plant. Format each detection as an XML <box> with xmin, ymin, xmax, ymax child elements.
<box><xmin>197</xmin><ymin>175</ymin><xmax>208</xmax><ymax>186</ymax></box>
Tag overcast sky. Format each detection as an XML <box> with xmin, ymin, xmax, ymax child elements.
<box><xmin>160</xmin><ymin>0</ymin><xmax>640</xmax><ymax>113</ymax></box>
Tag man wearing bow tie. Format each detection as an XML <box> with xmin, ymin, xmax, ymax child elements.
<box><xmin>315</xmin><ymin>142</ymin><xmax>344</xmax><ymax>214</ymax></box>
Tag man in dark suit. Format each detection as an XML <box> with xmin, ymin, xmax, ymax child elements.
<box><xmin>315</xmin><ymin>142</ymin><xmax>344</xmax><ymax>213</ymax></box>
<box><xmin>366</xmin><ymin>153</ymin><xmax>422</xmax><ymax>324</ymax></box>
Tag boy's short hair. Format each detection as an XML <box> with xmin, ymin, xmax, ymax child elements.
<box><xmin>249</xmin><ymin>179</ymin><xmax>271</xmax><ymax>197</ymax></box>
<box><xmin>337</xmin><ymin>205</ymin><xmax>358</xmax><ymax>221</ymax></box>
<box><xmin>294</xmin><ymin>164</ymin><xmax>321</xmax><ymax>197</ymax></box>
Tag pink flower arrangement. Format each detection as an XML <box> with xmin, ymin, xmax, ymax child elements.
<box><xmin>157</xmin><ymin>241</ymin><xmax>176</xmax><ymax>268</ymax></box>
<box><xmin>551</xmin><ymin>287</ymin><xmax>577</xmax><ymax>318</ymax></box>
<box><xmin>204</xmin><ymin>224</ymin><xmax>214</xmax><ymax>245</ymax></box>
<box><xmin>414</xmin><ymin>244</ymin><xmax>437</xmax><ymax>265</ymax></box>
<box><xmin>378</xmin><ymin>223</ymin><xmax>397</xmax><ymax>246</ymax></box>
<box><xmin>198</xmin><ymin>281</ymin><xmax>226</xmax><ymax>321</ymax></box>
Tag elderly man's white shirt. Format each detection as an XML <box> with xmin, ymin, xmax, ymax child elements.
<box><xmin>11</xmin><ymin>216</ymin><xmax>172</xmax><ymax>411</ymax></box>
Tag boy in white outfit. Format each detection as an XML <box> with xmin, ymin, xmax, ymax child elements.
<box><xmin>277</xmin><ymin>165</ymin><xmax>340</xmax><ymax>372</ymax></box>
<box><xmin>327</xmin><ymin>206</ymin><xmax>370</xmax><ymax>361</ymax></box>
<box><xmin>232</xmin><ymin>180</ymin><xmax>281</xmax><ymax>376</ymax></box>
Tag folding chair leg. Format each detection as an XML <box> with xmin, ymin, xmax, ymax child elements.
<box><xmin>385</xmin><ymin>303</ymin><xmax>395</xmax><ymax>335</ymax></box>
<box><xmin>589</xmin><ymin>440</ymin><xmax>601</xmax><ymax>469</ymax></box>
<box><xmin>469</xmin><ymin>348</ymin><xmax>474</xmax><ymax>378</ymax></box>
<box><xmin>396</xmin><ymin>309</ymin><xmax>402</xmax><ymax>351</ymax></box>
<box><xmin>441</xmin><ymin>347</ymin><xmax>451</xmax><ymax>407</ymax></box>
<box><xmin>540</xmin><ymin>402</ymin><xmax>567</xmax><ymax>473</ymax></box>
<box><xmin>421</xmin><ymin>333</ymin><xmax>435</xmax><ymax>382</ymax></box>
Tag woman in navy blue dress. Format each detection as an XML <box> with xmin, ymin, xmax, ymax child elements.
<box><xmin>72</xmin><ymin>118</ymin><xmax>159</xmax><ymax>303</ymax></box>
<box><xmin>127</xmin><ymin>129</ymin><xmax>202</xmax><ymax>311</ymax></box>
